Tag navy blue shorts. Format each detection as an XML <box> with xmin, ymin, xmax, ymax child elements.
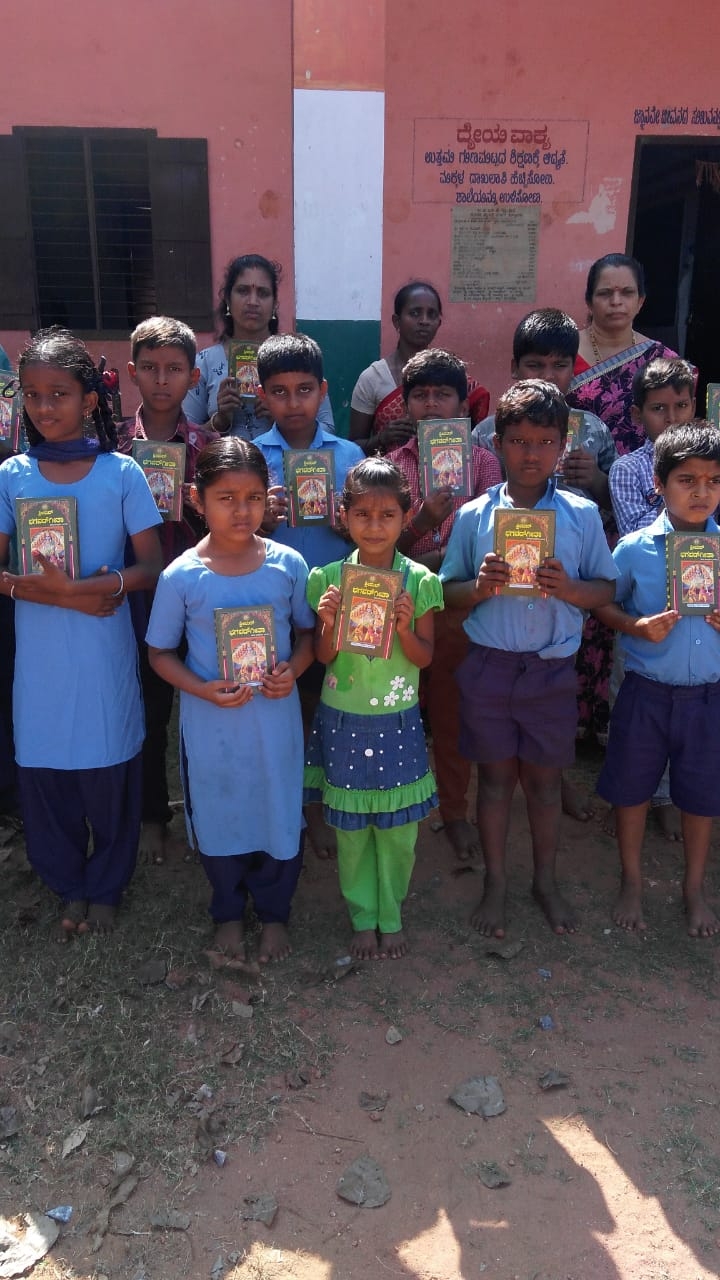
<box><xmin>455</xmin><ymin>644</ymin><xmax>578</xmax><ymax>768</ymax></box>
<box><xmin>597</xmin><ymin>671</ymin><xmax>720</xmax><ymax>815</ymax></box>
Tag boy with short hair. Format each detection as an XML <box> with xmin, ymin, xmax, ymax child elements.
<box><xmin>609</xmin><ymin>358</ymin><xmax>696</xmax><ymax>536</ymax></box>
<box><xmin>472</xmin><ymin>308</ymin><xmax>617</xmax><ymax>510</ymax></box>
<box><xmin>388</xmin><ymin>348</ymin><xmax>501</xmax><ymax>861</ymax></box>
<box><xmin>595</xmin><ymin>422</ymin><xmax>720</xmax><ymax>937</ymax></box>
<box><xmin>254</xmin><ymin>334</ymin><xmax>363</xmax><ymax>569</ymax></box>
<box><xmin>441</xmin><ymin>380</ymin><xmax>617</xmax><ymax>937</ymax></box>
<box><xmin>255</xmin><ymin>334</ymin><xmax>364</xmax><ymax>861</ymax></box>
<box><xmin>606</xmin><ymin>358</ymin><xmax>697</xmax><ymax>838</ymax></box>
<box><xmin>117</xmin><ymin>316</ymin><xmax>217</xmax><ymax>865</ymax></box>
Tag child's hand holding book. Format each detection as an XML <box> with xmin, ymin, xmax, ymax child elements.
<box><xmin>261</xmin><ymin>661</ymin><xmax>296</xmax><ymax>699</ymax></box>
<box><xmin>474</xmin><ymin>551</ymin><xmax>510</xmax><ymax>599</ymax></box>
<box><xmin>394</xmin><ymin>588</ymin><xmax>415</xmax><ymax>634</ymax></box>
<box><xmin>201</xmin><ymin>678</ymin><xmax>255</xmax><ymax>708</ymax></box>
<box><xmin>316</xmin><ymin>583</ymin><xmax>341</xmax><ymax>628</ymax></box>
<box><xmin>632</xmin><ymin>610</ymin><xmax>680</xmax><ymax>642</ymax></box>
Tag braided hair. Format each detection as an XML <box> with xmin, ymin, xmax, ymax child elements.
<box><xmin>18</xmin><ymin>326</ymin><xmax>117</xmax><ymax>452</ymax></box>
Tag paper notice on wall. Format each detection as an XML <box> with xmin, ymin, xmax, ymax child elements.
<box><xmin>450</xmin><ymin>206</ymin><xmax>539</xmax><ymax>303</ymax></box>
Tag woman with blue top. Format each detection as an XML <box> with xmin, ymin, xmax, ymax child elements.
<box><xmin>183</xmin><ymin>254</ymin><xmax>335</xmax><ymax>440</ymax></box>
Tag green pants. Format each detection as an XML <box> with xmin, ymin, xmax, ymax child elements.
<box><xmin>335</xmin><ymin>822</ymin><xmax>418</xmax><ymax>935</ymax></box>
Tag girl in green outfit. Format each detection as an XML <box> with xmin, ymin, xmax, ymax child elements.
<box><xmin>304</xmin><ymin>458</ymin><xmax>443</xmax><ymax>959</ymax></box>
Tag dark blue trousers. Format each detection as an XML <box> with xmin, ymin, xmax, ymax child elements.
<box><xmin>17</xmin><ymin>753</ymin><xmax>142</xmax><ymax>905</ymax></box>
<box><xmin>200</xmin><ymin>844</ymin><xmax>304</xmax><ymax>924</ymax></box>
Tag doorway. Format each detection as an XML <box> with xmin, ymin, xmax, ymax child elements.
<box><xmin>627</xmin><ymin>137</ymin><xmax>720</xmax><ymax>414</ymax></box>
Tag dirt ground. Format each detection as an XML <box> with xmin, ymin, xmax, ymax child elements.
<box><xmin>1</xmin><ymin>742</ymin><xmax>720</xmax><ymax>1280</ymax></box>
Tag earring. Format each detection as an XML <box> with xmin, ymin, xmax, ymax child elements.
<box><xmin>271</xmin><ymin>312</ymin><xmax>278</xmax><ymax>323</ymax></box>
<box><xmin>225</xmin><ymin>304</ymin><xmax>231</xmax><ymax>317</ymax></box>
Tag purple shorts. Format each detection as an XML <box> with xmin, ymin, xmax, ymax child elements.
<box><xmin>597</xmin><ymin>671</ymin><xmax>720</xmax><ymax>816</ymax></box>
<box><xmin>455</xmin><ymin>644</ymin><xmax>578</xmax><ymax>767</ymax></box>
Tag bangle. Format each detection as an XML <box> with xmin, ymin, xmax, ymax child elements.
<box><xmin>407</xmin><ymin>518</ymin><xmax>424</xmax><ymax>542</ymax></box>
<box><xmin>110</xmin><ymin>570</ymin><xmax>125</xmax><ymax>598</ymax></box>
<box><xmin>10</xmin><ymin>585</ymin><xmax>15</xmax><ymax>601</ymax></box>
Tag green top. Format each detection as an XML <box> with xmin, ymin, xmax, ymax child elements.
<box><xmin>307</xmin><ymin>549</ymin><xmax>444</xmax><ymax>716</ymax></box>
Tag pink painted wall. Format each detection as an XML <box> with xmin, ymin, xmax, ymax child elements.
<box><xmin>383</xmin><ymin>0</ymin><xmax>720</xmax><ymax>403</ymax></box>
<box><xmin>0</xmin><ymin>0</ymin><xmax>294</xmax><ymax>412</ymax></box>
<box><xmin>293</xmin><ymin>0</ymin><xmax>385</xmax><ymax>89</ymax></box>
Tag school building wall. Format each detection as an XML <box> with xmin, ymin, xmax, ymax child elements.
<box><xmin>3</xmin><ymin>1</ymin><xmax>720</xmax><ymax>429</ymax></box>
<box><xmin>383</xmin><ymin>0</ymin><xmax>720</xmax><ymax>405</ymax></box>
<box><xmin>0</xmin><ymin>0</ymin><xmax>295</xmax><ymax>413</ymax></box>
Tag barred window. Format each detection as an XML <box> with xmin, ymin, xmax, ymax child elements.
<box><xmin>0</xmin><ymin>128</ymin><xmax>212</xmax><ymax>336</ymax></box>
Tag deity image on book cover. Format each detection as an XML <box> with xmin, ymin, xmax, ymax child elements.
<box><xmin>493</xmin><ymin>508</ymin><xmax>556</xmax><ymax>595</ymax></box>
<box><xmin>557</xmin><ymin>409</ymin><xmax>583</xmax><ymax>475</ymax></box>
<box><xmin>227</xmin><ymin>342</ymin><xmax>260</xmax><ymax>399</ymax></box>
<box><xmin>131</xmin><ymin>440</ymin><xmax>186</xmax><ymax>522</ymax></box>
<box><xmin>0</xmin><ymin>373</ymin><xmax>18</xmax><ymax>448</ymax></box>
<box><xmin>417</xmin><ymin>418</ymin><xmax>472</xmax><ymax>498</ymax></box>
<box><xmin>666</xmin><ymin>531</ymin><xmax>720</xmax><ymax>614</ymax></box>
<box><xmin>16</xmin><ymin>497</ymin><xmax>79</xmax><ymax>578</ymax></box>
<box><xmin>283</xmin><ymin>450</ymin><xmax>336</xmax><ymax>527</ymax></box>
<box><xmin>214</xmin><ymin>606</ymin><xmax>278</xmax><ymax>687</ymax></box>
<box><xmin>334</xmin><ymin>563</ymin><xmax>403</xmax><ymax>659</ymax></box>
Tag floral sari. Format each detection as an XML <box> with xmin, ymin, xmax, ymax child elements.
<box><xmin>568</xmin><ymin>340</ymin><xmax>677</xmax><ymax>456</ymax></box>
<box><xmin>568</xmin><ymin>339</ymin><xmax>678</xmax><ymax>740</ymax></box>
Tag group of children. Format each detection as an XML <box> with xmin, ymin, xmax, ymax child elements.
<box><xmin>1</xmin><ymin>304</ymin><xmax>718</xmax><ymax>963</ymax></box>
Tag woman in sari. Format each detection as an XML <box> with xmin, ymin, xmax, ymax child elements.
<box><xmin>350</xmin><ymin>282</ymin><xmax>489</xmax><ymax>453</ymax></box>
<box><xmin>567</xmin><ymin>253</ymin><xmax>679</xmax><ymax>746</ymax></box>
<box><xmin>568</xmin><ymin>253</ymin><xmax>678</xmax><ymax>456</ymax></box>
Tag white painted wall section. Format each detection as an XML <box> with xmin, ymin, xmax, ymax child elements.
<box><xmin>294</xmin><ymin>88</ymin><xmax>384</xmax><ymax>321</ymax></box>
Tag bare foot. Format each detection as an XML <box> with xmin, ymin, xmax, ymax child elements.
<box><xmin>613</xmin><ymin>882</ymin><xmax>646</xmax><ymax>932</ymax></box>
<box><xmin>470</xmin><ymin>877</ymin><xmax>507</xmax><ymax>938</ymax></box>
<box><xmin>684</xmin><ymin>889</ymin><xmax>720</xmax><ymax>938</ymax></box>
<box><xmin>258</xmin><ymin>921</ymin><xmax>291</xmax><ymax>963</ymax></box>
<box><xmin>213</xmin><ymin>919</ymin><xmax>246</xmax><ymax>957</ymax></box>
<box><xmin>532</xmin><ymin>879</ymin><xmax>578</xmax><ymax>934</ymax></box>
<box><xmin>379</xmin><ymin>930</ymin><xmax>408</xmax><ymax>958</ymax></box>
<box><xmin>138</xmin><ymin>821</ymin><xmax>166</xmax><ymax>865</ymax></box>
<box><xmin>561</xmin><ymin>775</ymin><xmax>594</xmax><ymax>823</ymax></box>
<box><xmin>304</xmin><ymin>803</ymin><xmax>337</xmax><ymax>860</ymax></box>
<box><xmin>78</xmin><ymin>904</ymin><xmax>117</xmax><ymax>935</ymax></box>
<box><xmin>654</xmin><ymin>804</ymin><xmax>682</xmax><ymax>843</ymax></box>
<box><xmin>444</xmin><ymin>818</ymin><xmax>480</xmax><ymax>861</ymax></box>
<box><xmin>57</xmin><ymin>899</ymin><xmax>87</xmax><ymax>942</ymax></box>
<box><xmin>350</xmin><ymin>929</ymin><xmax>379</xmax><ymax>960</ymax></box>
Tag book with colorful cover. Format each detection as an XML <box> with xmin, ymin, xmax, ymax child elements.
<box><xmin>11</xmin><ymin>390</ymin><xmax>27</xmax><ymax>453</ymax></box>
<box><xmin>0</xmin><ymin>372</ymin><xmax>19</xmax><ymax>449</ymax></box>
<box><xmin>283</xmin><ymin>449</ymin><xmax>336</xmax><ymax>527</ymax></box>
<box><xmin>557</xmin><ymin>409</ymin><xmax>583</xmax><ymax>474</ymax></box>
<box><xmin>417</xmin><ymin>417</ymin><xmax>472</xmax><ymax>498</ymax></box>
<box><xmin>334</xmin><ymin>563</ymin><xmax>403</xmax><ymax>659</ymax></box>
<box><xmin>666</xmin><ymin>532</ymin><xmax>720</xmax><ymax>614</ymax></box>
<box><xmin>131</xmin><ymin>439</ymin><xmax>186</xmax><ymax>522</ymax></box>
<box><xmin>227</xmin><ymin>341</ymin><xmax>260</xmax><ymax>399</ymax></box>
<box><xmin>706</xmin><ymin>383</ymin><xmax>720</xmax><ymax>429</ymax></box>
<box><xmin>214</xmin><ymin>606</ymin><xmax>278</xmax><ymax>687</ymax></box>
<box><xmin>16</xmin><ymin>497</ymin><xmax>80</xmax><ymax>578</ymax></box>
<box><xmin>493</xmin><ymin>508</ymin><xmax>556</xmax><ymax>595</ymax></box>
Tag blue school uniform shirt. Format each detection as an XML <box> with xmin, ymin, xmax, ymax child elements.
<box><xmin>0</xmin><ymin>452</ymin><xmax>162</xmax><ymax>769</ymax></box>
<box><xmin>440</xmin><ymin>479</ymin><xmax>617</xmax><ymax>659</ymax></box>
<box><xmin>254</xmin><ymin>423</ymin><xmax>364</xmax><ymax>569</ymax></box>
<box><xmin>146</xmin><ymin>541</ymin><xmax>315</xmax><ymax>860</ymax></box>
<box><xmin>613</xmin><ymin>510</ymin><xmax>720</xmax><ymax>685</ymax></box>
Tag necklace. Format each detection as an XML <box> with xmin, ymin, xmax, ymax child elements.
<box><xmin>589</xmin><ymin>326</ymin><xmax>637</xmax><ymax>364</ymax></box>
